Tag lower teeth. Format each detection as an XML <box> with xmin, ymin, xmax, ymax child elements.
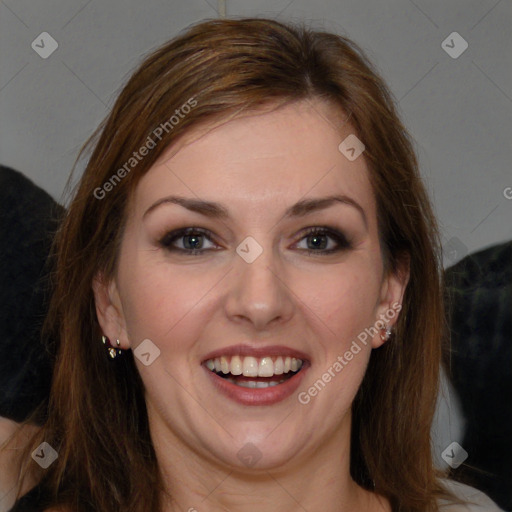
<box><xmin>226</xmin><ymin>377</ymin><xmax>286</xmax><ymax>388</ymax></box>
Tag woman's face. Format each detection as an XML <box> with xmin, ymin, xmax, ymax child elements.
<box><xmin>94</xmin><ymin>99</ymin><xmax>407</xmax><ymax>472</ymax></box>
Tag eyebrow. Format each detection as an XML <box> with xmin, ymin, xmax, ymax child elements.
<box><xmin>143</xmin><ymin>194</ymin><xmax>368</xmax><ymax>228</ymax></box>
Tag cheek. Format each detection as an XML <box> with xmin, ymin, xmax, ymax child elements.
<box><xmin>117</xmin><ymin>249</ymin><xmax>216</xmax><ymax>346</ymax></box>
<box><xmin>297</xmin><ymin>266</ymin><xmax>378</xmax><ymax>412</ymax></box>
<box><xmin>300</xmin><ymin>261</ymin><xmax>382</xmax><ymax>344</ymax></box>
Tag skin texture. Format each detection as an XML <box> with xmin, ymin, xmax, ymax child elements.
<box><xmin>94</xmin><ymin>99</ymin><xmax>408</xmax><ymax>512</ymax></box>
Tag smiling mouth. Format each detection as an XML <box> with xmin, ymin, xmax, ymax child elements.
<box><xmin>203</xmin><ymin>355</ymin><xmax>305</xmax><ymax>388</ymax></box>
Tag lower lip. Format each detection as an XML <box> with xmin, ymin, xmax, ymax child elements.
<box><xmin>203</xmin><ymin>364</ymin><xmax>309</xmax><ymax>406</ymax></box>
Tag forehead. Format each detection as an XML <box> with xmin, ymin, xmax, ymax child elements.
<box><xmin>130</xmin><ymin>100</ymin><xmax>376</xmax><ymax>226</ymax></box>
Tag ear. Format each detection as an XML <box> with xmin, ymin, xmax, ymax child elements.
<box><xmin>92</xmin><ymin>271</ymin><xmax>129</xmax><ymax>349</ymax></box>
<box><xmin>371</xmin><ymin>253</ymin><xmax>410</xmax><ymax>349</ymax></box>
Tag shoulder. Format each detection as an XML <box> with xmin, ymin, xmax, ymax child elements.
<box><xmin>437</xmin><ymin>479</ymin><xmax>505</xmax><ymax>511</ymax></box>
<box><xmin>0</xmin><ymin>418</ymin><xmax>42</xmax><ymax>510</ymax></box>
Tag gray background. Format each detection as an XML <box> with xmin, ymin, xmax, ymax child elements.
<box><xmin>1</xmin><ymin>0</ymin><xmax>511</xmax><ymax>470</ymax></box>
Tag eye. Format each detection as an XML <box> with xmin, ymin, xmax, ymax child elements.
<box><xmin>294</xmin><ymin>227</ymin><xmax>352</xmax><ymax>255</ymax></box>
<box><xmin>158</xmin><ymin>226</ymin><xmax>352</xmax><ymax>257</ymax></box>
<box><xmin>158</xmin><ymin>227</ymin><xmax>218</xmax><ymax>255</ymax></box>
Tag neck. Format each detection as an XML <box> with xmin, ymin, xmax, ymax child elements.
<box><xmin>148</xmin><ymin>407</ymin><xmax>389</xmax><ymax>512</ymax></box>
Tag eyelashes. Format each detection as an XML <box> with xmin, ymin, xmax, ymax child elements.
<box><xmin>294</xmin><ymin>226</ymin><xmax>352</xmax><ymax>255</ymax></box>
<box><xmin>158</xmin><ymin>227</ymin><xmax>217</xmax><ymax>254</ymax></box>
<box><xmin>157</xmin><ymin>226</ymin><xmax>352</xmax><ymax>257</ymax></box>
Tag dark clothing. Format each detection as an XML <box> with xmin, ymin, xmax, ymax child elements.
<box><xmin>8</xmin><ymin>483</ymin><xmax>47</xmax><ymax>511</ymax></box>
<box><xmin>0</xmin><ymin>165</ymin><xmax>62</xmax><ymax>424</ymax></box>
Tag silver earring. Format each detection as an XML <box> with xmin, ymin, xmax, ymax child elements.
<box><xmin>102</xmin><ymin>335</ymin><xmax>123</xmax><ymax>359</ymax></box>
<box><xmin>380</xmin><ymin>325</ymin><xmax>392</xmax><ymax>342</ymax></box>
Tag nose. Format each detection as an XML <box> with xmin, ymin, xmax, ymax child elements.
<box><xmin>224</xmin><ymin>241</ymin><xmax>295</xmax><ymax>332</ymax></box>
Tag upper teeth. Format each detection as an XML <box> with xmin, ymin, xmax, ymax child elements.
<box><xmin>205</xmin><ymin>356</ymin><xmax>303</xmax><ymax>377</ymax></box>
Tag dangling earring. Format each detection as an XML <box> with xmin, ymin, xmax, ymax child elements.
<box><xmin>380</xmin><ymin>325</ymin><xmax>392</xmax><ymax>342</ymax></box>
<box><xmin>102</xmin><ymin>335</ymin><xmax>123</xmax><ymax>359</ymax></box>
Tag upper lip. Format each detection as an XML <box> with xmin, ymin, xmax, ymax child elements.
<box><xmin>201</xmin><ymin>344</ymin><xmax>310</xmax><ymax>363</ymax></box>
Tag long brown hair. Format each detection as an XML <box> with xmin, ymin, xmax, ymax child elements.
<box><xmin>10</xmin><ymin>17</ymin><xmax>462</xmax><ymax>511</ymax></box>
